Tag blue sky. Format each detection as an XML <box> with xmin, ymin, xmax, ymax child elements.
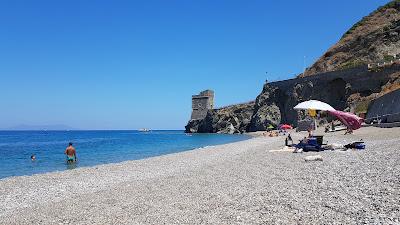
<box><xmin>0</xmin><ymin>0</ymin><xmax>391</xmax><ymax>130</ymax></box>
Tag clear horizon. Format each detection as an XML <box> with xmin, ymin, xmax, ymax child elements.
<box><xmin>0</xmin><ymin>0</ymin><xmax>391</xmax><ymax>130</ymax></box>
<box><xmin>0</xmin><ymin>124</ymin><xmax>185</xmax><ymax>131</ymax></box>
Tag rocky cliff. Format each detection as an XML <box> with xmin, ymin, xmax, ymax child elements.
<box><xmin>248</xmin><ymin>64</ymin><xmax>400</xmax><ymax>131</ymax></box>
<box><xmin>185</xmin><ymin>1</ymin><xmax>400</xmax><ymax>133</ymax></box>
<box><xmin>185</xmin><ymin>101</ymin><xmax>255</xmax><ymax>134</ymax></box>
<box><xmin>302</xmin><ymin>0</ymin><xmax>400</xmax><ymax>76</ymax></box>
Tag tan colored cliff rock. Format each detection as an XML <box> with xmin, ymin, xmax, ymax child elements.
<box><xmin>302</xmin><ymin>0</ymin><xmax>400</xmax><ymax>77</ymax></box>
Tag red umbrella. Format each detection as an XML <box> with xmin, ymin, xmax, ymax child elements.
<box><xmin>280</xmin><ymin>124</ymin><xmax>293</xmax><ymax>130</ymax></box>
<box><xmin>328</xmin><ymin>110</ymin><xmax>363</xmax><ymax>130</ymax></box>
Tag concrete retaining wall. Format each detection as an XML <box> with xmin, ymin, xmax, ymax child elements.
<box><xmin>366</xmin><ymin>89</ymin><xmax>400</xmax><ymax>122</ymax></box>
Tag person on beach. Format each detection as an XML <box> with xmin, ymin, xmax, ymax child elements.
<box><xmin>325</xmin><ymin>125</ymin><xmax>330</xmax><ymax>133</ymax></box>
<box><xmin>307</xmin><ymin>128</ymin><xmax>313</xmax><ymax>138</ymax></box>
<box><xmin>65</xmin><ymin>142</ymin><xmax>77</xmax><ymax>163</ymax></box>
<box><xmin>344</xmin><ymin>128</ymin><xmax>353</xmax><ymax>135</ymax></box>
<box><xmin>287</xmin><ymin>133</ymin><xmax>293</xmax><ymax>145</ymax></box>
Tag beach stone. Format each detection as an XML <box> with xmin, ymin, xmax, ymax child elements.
<box><xmin>304</xmin><ymin>155</ymin><xmax>323</xmax><ymax>162</ymax></box>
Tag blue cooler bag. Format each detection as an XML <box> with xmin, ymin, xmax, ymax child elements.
<box><xmin>355</xmin><ymin>143</ymin><xmax>365</xmax><ymax>149</ymax></box>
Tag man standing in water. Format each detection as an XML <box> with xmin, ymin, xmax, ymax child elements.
<box><xmin>65</xmin><ymin>142</ymin><xmax>77</xmax><ymax>163</ymax></box>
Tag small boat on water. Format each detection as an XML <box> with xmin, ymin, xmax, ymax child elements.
<box><xmin>138</xmin><ymin>128</ymin><xmax>151</xmax><ymax>132</ymax></box>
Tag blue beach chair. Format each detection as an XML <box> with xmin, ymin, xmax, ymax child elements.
<box><xmin>295</xmin><ymin>137</ymin><xmax>323</xmax><ymax>152</ymax></box>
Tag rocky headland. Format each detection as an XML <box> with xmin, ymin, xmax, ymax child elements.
<box><xmin>186</xmin><ymin>0</ymin><xmax>400</xmax><ymax>134</ymax></box>
<box><xmin>186</xmin><ymin>101</ymin><xmax>255</xmax><ymax>134</ymax></box>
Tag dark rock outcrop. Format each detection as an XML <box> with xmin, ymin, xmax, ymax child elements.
<box><xmin>248</xmin><ymin>85</ymin><xmax>281</xmax><ymax>131</ymax></box>
<box><xmin>248</xmin><ymin>64</ymin><xmax>400</xmax><ymax>130</ymax></box>
<box><xmin>185</xmin><ymin>102</ymin><xmax>255</xmax><ymax>134</ymax></box>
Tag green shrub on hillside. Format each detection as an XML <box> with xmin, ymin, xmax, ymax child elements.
<box><xmin>338</xmin><ymin>59</ymin><xmax>366</xmax><ymax>70</ymax></box>
<box><xmin>342</xmin><ymin>20</ymin><xmax>365</xmax><ymax>38</ymax></box>
<box><xmin>355</xmin><ymin>100</ymin><xmax>371</xmax><ymax>114</ymax></box>
<box><xmin>383</xmin><ymin>26</ymin><xmax>391</xmax><ymax>32</ymax></box>
<box><xmin>384</xmin><ymin>54</ymin><xmax>395</xmax><ymax>62</ymax></box>
<box><xmin>377</xmin><ymin>0</ymin><xmax>400</xmax><ymax>12</ymax></box>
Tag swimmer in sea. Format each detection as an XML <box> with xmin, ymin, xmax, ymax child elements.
<box><xmin>65</xmin><ymin>142</ymin><xmax>77</xmax><ymax>163</ymax></box>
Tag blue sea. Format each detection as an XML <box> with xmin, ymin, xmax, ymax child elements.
<box><xmin>0</xmin><ymin>130</ymin><xmax>249</xmax><ymax>179</ymax></box>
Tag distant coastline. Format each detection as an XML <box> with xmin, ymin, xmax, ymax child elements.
<box><xmin>3</xmin><ymin>124</ymin><xmax>76</xmax><ymax>131</ymax></box>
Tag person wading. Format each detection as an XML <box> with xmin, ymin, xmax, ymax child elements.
<box><xmin>65</xmin><ymin>142</ymin><xmax>77</xmax><ymax>163</ymax></box>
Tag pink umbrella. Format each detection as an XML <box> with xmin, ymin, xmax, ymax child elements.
<box><xmin>328</xmin><ymin>110</ymin><xmax>364</xmax><ymax>130</ymax></box>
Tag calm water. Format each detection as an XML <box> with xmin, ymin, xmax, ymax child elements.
<box><xmin>0</xmin><ymin>130</ymin><xmax>249</xmax><ymax>179</ymax></box>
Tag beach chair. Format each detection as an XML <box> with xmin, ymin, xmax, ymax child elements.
<box><xmin>295</xmin><ymin>137</ymin><xmax>323</xmax><ymax>152</ymax></box>
<box><xmin>312</xmin><ymin>135</ymin><xmax>324</xmax><ymax>146</ymax></box>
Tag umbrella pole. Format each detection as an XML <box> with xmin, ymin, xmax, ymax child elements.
<box><xmin>314</xmin><ymin>117</ymin><xmax>317</xmax><ymax>131</ymax></box>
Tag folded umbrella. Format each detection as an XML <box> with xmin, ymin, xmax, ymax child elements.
<box><xmin>328</xmin><ymin>110</ymin><xmax>363</xmax><ymax>130</ymax></box>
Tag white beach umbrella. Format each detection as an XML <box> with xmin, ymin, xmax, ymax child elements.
<box><xmin>294</xmin><ymin>100</ymin><xmax>335</xmax><ymax>131</ymax></box>
<box><xmin>293</xmin><ymin>100</ymin><xmax>335</xmax><ymax>111</ymax></box>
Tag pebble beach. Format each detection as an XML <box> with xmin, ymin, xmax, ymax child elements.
<box><xmin>0</xmin><ymin>127</ymin><xmax>399</xmax><ymax>224</ymax></box>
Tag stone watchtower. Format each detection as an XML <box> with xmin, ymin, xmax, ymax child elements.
<box><xmin>190</xmin><ymin>90</ymin><xmax>214</xmax><ymax>120</ymax></box>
